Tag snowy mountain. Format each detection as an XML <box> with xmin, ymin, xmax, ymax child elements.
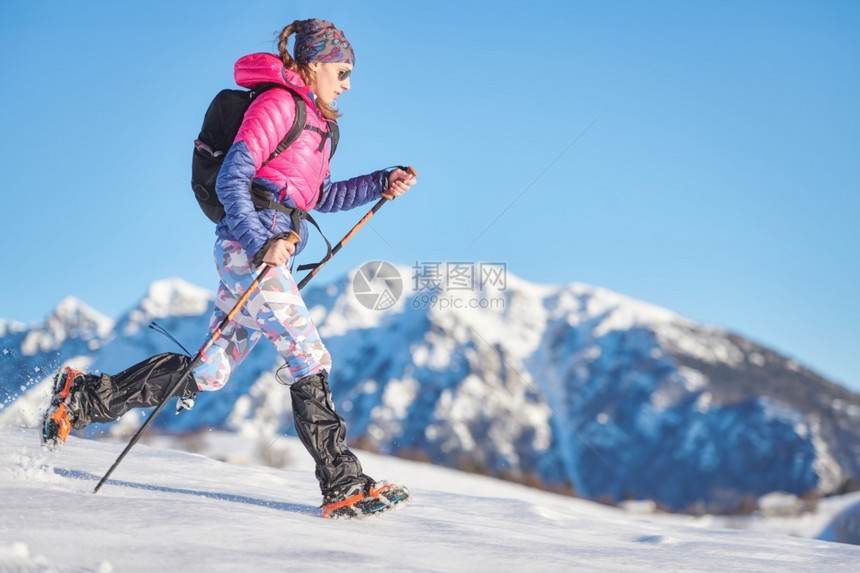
<box><xmin>2</xmin><ymin>269</ymin><xmax>859</xmax><ymax>514</ymax></box>
<box><xmin>0</xmin><ymin>296</ymin><xmax>112</xmax><ymax>399</ymax></box>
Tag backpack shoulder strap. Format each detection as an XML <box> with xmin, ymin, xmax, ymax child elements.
<box><xmin>257</xmin><ymin>88</ymin><xmax>338</xmax><ymax>166</ymax></box>
<box><xmin>260</xmin><ymin>90</ymin><xmax>307</xmax><ymax>170</ymax></box>
<box><xmin>326</xmin><ymin>120</ymin><xmax>339</xmax><ymax>159</ymax></box>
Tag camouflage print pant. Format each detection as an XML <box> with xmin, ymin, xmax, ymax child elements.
<box><xmin>192</xmin><ymin>239</ymin><xmax>332</xmax><ymax>391</ymax></box>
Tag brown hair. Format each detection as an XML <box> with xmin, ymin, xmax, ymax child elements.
<box><xmin>277</xmin><ymin>22</ymin><xmax>341</xmax><ymax>120</ymax></box>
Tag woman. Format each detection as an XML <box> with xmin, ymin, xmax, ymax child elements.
<box><xmin>42</xmin><ymin>18</ymin><xmax>416</xmax><ymax>519</ymax></box>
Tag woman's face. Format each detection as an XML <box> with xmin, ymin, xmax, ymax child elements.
<box><xmin>308</xmin><ymin>62</ymin><xmax>352</xmax><ymax>106</ymax></box>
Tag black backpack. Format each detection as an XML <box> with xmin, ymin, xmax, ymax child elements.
<box><xmin>191</xmin><ymin>83</ymin><xmax>339</xmax><ymax>223</ymax></box>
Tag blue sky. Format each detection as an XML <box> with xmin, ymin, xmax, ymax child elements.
<box><xmin>1</xmin><ymin>1</ymin><xmax>858</xmax><ymax>391</ymax></box>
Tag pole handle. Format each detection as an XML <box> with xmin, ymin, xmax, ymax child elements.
<box><xmin>382</xmin><ymin>165</ymin><xmax>418</xmax><ymax>200</ymax></box>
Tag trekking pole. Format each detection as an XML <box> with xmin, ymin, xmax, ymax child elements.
<box><xmin>94</xmin><ymin>164</ymin><xmax>415</xmax><ymax>492</ymax></box>
<box><xmin>93</xmin><ymin>232</ymin><xmax>300</xmax><ymax>493</ymax></box>
<box><xmin>296</xmin><ymin>166</ymin><xmax>417</xmax><ymax>291</ymax></box>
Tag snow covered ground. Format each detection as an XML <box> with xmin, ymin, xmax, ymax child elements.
<box><xmin>1</xmin><ymin>427</ymin><xmax>859</xmax><ymax>572</ymax></box>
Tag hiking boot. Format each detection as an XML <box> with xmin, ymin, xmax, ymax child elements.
<box><xmin>40</xmin><ymin>353</ymin><xmax>198</xmax><ymax>452</ymax></box>
<box><xmin>321</xmin><ymin>479</ymin><xmax>411</xmax><ymax>519</ymax></box>
<box><xmin>41</xmin><ymin>366</ymin><xmax>90</xmax><ymax>451</ymax></box>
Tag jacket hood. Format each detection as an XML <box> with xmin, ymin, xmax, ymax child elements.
<box><xmin>233</xmin><ymin>52</ymin><xmax>315</xmax><ymax>108</ymax></box>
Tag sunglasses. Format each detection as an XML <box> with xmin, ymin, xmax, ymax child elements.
<box><xmin>337</xmin><ymin>68</ymin><xmax>352</xmax><ymax>81</ymax></box>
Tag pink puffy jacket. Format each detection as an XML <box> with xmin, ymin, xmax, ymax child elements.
<box><xmin>234</xmin><ymin>52</ymin><xmax>331</xmax><ymax>210</ymax></box>
<box><xmin>215</xmin><ymin>52</ymin><xmax>388</xmax><ymax>263</ymax></box>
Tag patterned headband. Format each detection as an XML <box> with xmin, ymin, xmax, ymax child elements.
<box><xmin>293</xmin><ymin>18</ymin><xmax>355</xmax><ymax>65</ymax></box>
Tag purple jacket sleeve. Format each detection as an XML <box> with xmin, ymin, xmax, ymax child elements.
<box><xmin>216</xmin><ymin>141</ymin><xmax>272</xmax><ymax>260</ymax></box>
<box><xmin>315</xmin><ymin>169</ymin><xmax>389</xmax><ymax>213</ymax></box>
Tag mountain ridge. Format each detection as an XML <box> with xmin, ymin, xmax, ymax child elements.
<box><xmin>2</xmin><ymin>269</ymin><xmax>859</xmax><ymax>513</ymax></box>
